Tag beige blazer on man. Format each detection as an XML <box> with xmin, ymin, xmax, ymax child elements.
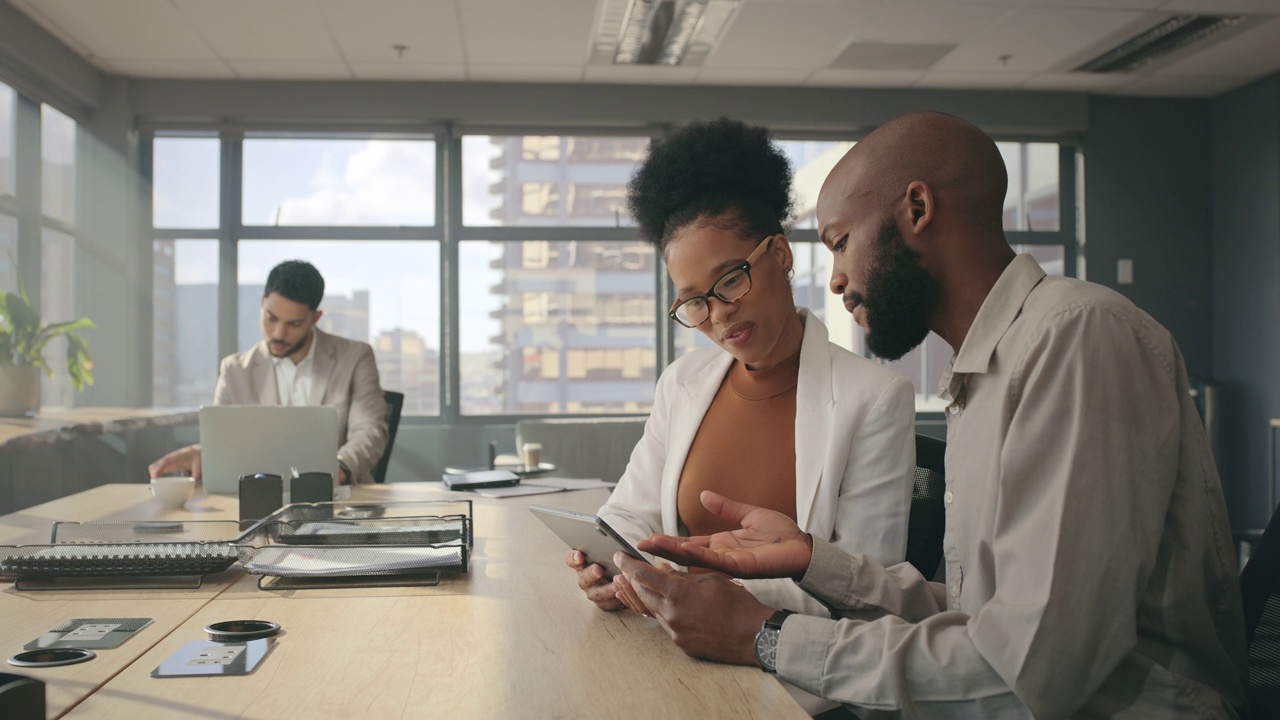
<box><xmin>213</xmin><ymin>328</ymin><xmax>389</xmax><ymax>484</ymax></box>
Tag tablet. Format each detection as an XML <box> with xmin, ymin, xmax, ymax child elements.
<box><xmin>529</xmin><ymin>506</ymin><xmax>650</xmax><ymax>579</ymax></box>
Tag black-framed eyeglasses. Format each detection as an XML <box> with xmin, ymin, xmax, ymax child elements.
<box><xmin>669</xmin><ymin>236</ymin><xmax>774</xmax><ymax>329</ymax></box>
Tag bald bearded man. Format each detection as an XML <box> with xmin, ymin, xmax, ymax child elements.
<box><xmin>614</xmin><ymin>112</ymin><xmax>1247</xmax><ymax>719</ymax></box>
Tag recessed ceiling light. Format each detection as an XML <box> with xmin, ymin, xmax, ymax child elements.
<box><xmin>590</xmin><ymin>0</ymin><xmax>741</xmax><ymax>67</ymax></box>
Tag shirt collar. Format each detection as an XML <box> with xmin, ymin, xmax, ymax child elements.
<box><xmin>939</xmin><ymin>254</ymin><xmax>1046</xmax><ymax>396</ymax></box>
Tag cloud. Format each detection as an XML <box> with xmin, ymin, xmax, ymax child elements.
<box><xmin>276</xmin><ymin>141</ymin><xmax>435</xmax><ymax>225</ymax></box>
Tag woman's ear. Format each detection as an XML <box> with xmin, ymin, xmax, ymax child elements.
<box><xmin>771</xmin><ymin>233</ymin><xmax>794</xmax><ymax>275</ymax></box>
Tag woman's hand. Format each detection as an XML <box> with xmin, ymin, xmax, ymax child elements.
<box><xmin>566</xmin><ymin>550</ymin><xmax>626</xmax><ymax>611</ymax></box>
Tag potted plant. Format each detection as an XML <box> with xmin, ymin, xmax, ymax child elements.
<box><xmin>0</xmin><ymin>280</ymin><xmax>94</xmax><ymax>417</ymax></box>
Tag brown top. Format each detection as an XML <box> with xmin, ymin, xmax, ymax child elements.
<box><xmin>676</xmin><ymin>349</ymin><xmax>801</xmax><ymax>539</ymax></box>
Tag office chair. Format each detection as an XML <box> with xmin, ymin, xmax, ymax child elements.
<box><xmin>905</xmin><ymin>433</ymin><xmax>947</xmax><ymax>580</ymax></box>
<box><xmin>372</xmin><ymin>390</ymin><xmax>405</xmax><ymax>484</ymax></box>
<box><xmin>1241</xmin><ymin>499</ymin><xmax>1280</xmax><ymax>717</ymax></box>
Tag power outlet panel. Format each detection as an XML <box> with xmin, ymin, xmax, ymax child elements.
<box><xmin>187</xmin><ymin>645</ymin><xmax>246</xmax><ymax>666</ymax></box>
<box><xmin>152</xmin><ymin>638</ymin><xmax>276</xmax><ymax>678</ymax></box>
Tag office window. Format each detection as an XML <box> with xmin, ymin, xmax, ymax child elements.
<box><xmin>0</xmin><ymin>82</ymin><xmax>14</xmax><ymax>197</ymax></box>
<box><xmin>999</xmin><ymin>142</ymin><xmax>1060</xmax><ymax>232</ymax></box>
<box><xmin>777</xmin><ymin>140</ymin><xmax>856</xmax><ymax>230</ymax></box>
<box><xmin>462</xmin><ymin>135</ymin><xmax>647</xmax><ymax>226</ymax></box>
<box><xmin>40</xmin><ymin>228</ymin><xmax>76</xmax><ymax>408</ymax></box>
<box><xmin>459</xmin><ymin>239</ymin><xmax>657</xmax><ymax>415</ymax></box>
<box><xmin>0</xmin><ymin>214</ymin><xmax>16</xmax><ymax>294</ymax></box>
<box><xmin>236</xmin><ymin>240</ymin><xmax>441</xmax><ymax>416</ymax></box>
<box><xmin>242</xmin><ymin>137</ymin><xmax>435</xmax><ymax>226</ymax></box>
<box><xmin>152</xmin><ymin>239</ymin><xmax>220</xmax><ymax>407</ymax></box>
<box><xmin>153</xmin><ymin>136</ymin><xmax>220</xmax><ymax>229</ymax></box>
<box><xmin>41</xmin><ymin>105</ymin><xmax>77</xmax><ymax>226</ymax></box>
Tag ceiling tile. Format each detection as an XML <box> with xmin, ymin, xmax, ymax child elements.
<box><xmin>16</xmin><ymin>0</ymin><xmax>217</xmax><ymax>60</ymax></box>
<box><xmin>174</xmin><ymin>0</ymin><xmax>343</xmax><ymax>62</ymax></box>
<box><xmin>582</xmin><ymin>65</ymin><xmax>702</xmax><ymax>84</ymax></box>
<box><xmin>705</xmin><ymin>0</ymin><xmax>882</xmax><ymax>69</ymax></box>
<box><xmin>1108</xmin><ymin>74</ymin><xmax>1254</xmax><ymax>97</ymax></box>
<box><xmin>467</xmin><ymin>64</ymin><xmax>586</xmax><ymax>83</ymax></box>
<box><xmin>349</xmin><ymin>63</ymin><xmax>468</xmax><ymax>81</ymax></box>
<box><xmin>695</xmin><ymin>67</ymin><xmax>813</xmax><ymax>85</ymax></box>
<box><xmin>936</xmin><ymin>6</ymin><xmax>1148</xmax><ymax>73</ymax></box>
<box><xmin>806</xmin><ymin>68</ymin><xmax>928</xmax><ymax>87</ymax></box>
<box><xmin>458</xmin><ymin>0</ymin><xmax>596</xmax><ymax>65</ymax></box>
<box><xmin>107</xmin><ymin>58</ymin><xmax>237</xmax><ymax>79</ymax></box>
<box><xmin>1155</xmin><ymin>16</ymin><xmax>1280</xmax><ymax>77</ymax></box>
<box><xmin>854</xmin><ymin>2</ymin><xmax>1014</xmax><ymax>44</ymax></box>
<box><xmin>914</xmin><ymin>70</ymin><xmax>1035</xmax><ymax>88</ymax></box>
<box><xmin>229</xmin><ymin>60</ymin><xmax>353</xmax><ymax>80</ymax></box>
<box><xmin>319</xmin><ymin>0</ymin><xmax>464</xmax><ymax>64</ymax></box>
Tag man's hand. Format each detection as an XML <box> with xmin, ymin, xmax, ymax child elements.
<box><xmin>636</xmin><ymin>490</ymin><xmax>814</xmax><ymax>579</ymax></box>
<box><xmin>148</xmin><ymin>444</ymin><xmax>202</xmax><ymax>480</ymax></box>
<box><xmin>614</xmin><ymin>552</ymin><xmax>774</xmax><ymax>666</ymax></box>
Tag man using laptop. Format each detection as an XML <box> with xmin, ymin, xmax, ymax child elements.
<box><xmin>150</xmin><ymin>260</ymin><xmax>388</xmax><ymax>485</ymax></box>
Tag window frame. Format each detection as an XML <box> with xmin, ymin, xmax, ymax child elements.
<box><xmin>143</xmin><ymin>123</ymin><xmax>1080</xmax><ymax>424</ymax></box>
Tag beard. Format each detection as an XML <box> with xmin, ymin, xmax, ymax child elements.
<box><xmin>269</xmin><ymin>333</ymin><xmax>310</xmax><ymax>359</ymax></box>
<box><xmin>859</xmin><ymin>219</ymin><xmax>939</xmax><ymax>361</ymax></box>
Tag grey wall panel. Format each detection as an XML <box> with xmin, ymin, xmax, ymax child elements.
<box><xmin>1211</xmin><ymin>74</ymin><xmax>1280</xmax><ymax>531</ymax></box>
<box><xmin>128</xmin><ymin>79</ymin><xmax>1088</xmax><ymax>136</ymax></box>
<box><xmin>1083</xmin><ymin>96</ymin><xmax>1214</xmax><ymax>377</ymax></box>
<box><xmin>0</xmin><ymin>0</ymin><xmax>103</xmax><ymax>116</ymax></box>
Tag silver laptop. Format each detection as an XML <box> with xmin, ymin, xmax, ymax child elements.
<box><xmin>199</xmin><ymin>405</ymin><xmax>340</xmax><ymax>494</ymax></box>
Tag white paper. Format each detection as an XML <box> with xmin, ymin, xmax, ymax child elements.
<box><xmin>241</xmin><ymin>546</ymin><xmax>462</xmax><ymax>577</ymax></box>
<box><xmin>292</xmin><ymin>519</ymin><xmax>464</xmax><ymax>538</ymax></box>
<box><xmin>468</xmin><ymin>484</ymin><xmax>565</xmax><ymax>499</ymax></box>
<box><xmin>521</xmin><ymin>477</ymin><xmax>612</xmax><ymax>491</ymax></box>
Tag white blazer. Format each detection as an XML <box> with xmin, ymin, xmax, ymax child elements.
<box><xmin>600</xmin><ymin>308</ymin><xmax>916</xmax><ymax>614</ymax></box>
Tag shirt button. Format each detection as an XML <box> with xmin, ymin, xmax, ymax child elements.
<box><xmin>950</xmin><ymin>584</ymin><xmax>960</xmax><ymax>598</ymax></box>
<box><xmin>947</xmin><ymin>404</ymin><xmax>959</xmax><ymax>415</ymax></box>
<box><xmin>944</xmin><ymin>491</ymin><xmax>954</xmax><ymax>505</ymax></box>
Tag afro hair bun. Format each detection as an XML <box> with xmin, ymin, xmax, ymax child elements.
<box><xmin>628</xmin><ymin>117</ymin><xmax>793</xmax><ymax>249</ymax></box>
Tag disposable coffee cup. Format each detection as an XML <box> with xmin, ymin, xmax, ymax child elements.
<box><xmin>521</xmin><ymin>442</ymin><xmax>543</xmax><ymax>470</ymax></box>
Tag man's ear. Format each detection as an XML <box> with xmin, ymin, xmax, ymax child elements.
<box><xmin>903</xmin><ymin>181</ymin><xmax>935</xmax><ymax>235</ymax></box>
<box><xmin>312</xmin><ymin>310</ymin><xmax>324</xmax><ymax>324</ymax></box>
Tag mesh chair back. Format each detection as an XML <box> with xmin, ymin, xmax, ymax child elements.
<box><xmin>372</xmin><ymin>390</ymin><xmax>405</xmax><ymax>484</ymax></box>
<box><xmin>905</xmin><ymin>433</ymin><xmax>947</xmax><ymax>579</ymax></box>
<box><xmin>1242</xmin><ymin>501</ymin><xmax>1280</xmax><ymax>716</ymax></box>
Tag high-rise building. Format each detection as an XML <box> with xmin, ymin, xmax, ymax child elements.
<box><xmin>373</xmin><ymin>328</ymin><xmax>439</xmax><ymax>415</ymax></box>
<box><xmin>484</xmin><ymin>136</ymin><xmax>656</xmax><ymax>414</ymax></box>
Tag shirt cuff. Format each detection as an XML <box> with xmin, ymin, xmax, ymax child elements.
<box><xmin>799</xmin><ymin>537</ymin><xmax>872</xmax><ymax>611</ymax></box>
<box><xmin>777</xmin><ymin>613</ymin><xmax>836</xmax><ymax>699</ymax></box>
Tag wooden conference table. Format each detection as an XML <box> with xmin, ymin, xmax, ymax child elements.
<box><xmin>0</xmin><ymin>483</ymin><xmax>807</xmax><ymax>719</ymax></box>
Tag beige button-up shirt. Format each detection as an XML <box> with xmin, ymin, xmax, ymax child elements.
<box><xmin>778</xmin><ymin>255</ymin><xmax>1247</xmax><ymax>718</ymax></box>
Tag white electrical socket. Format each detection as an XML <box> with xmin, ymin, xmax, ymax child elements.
<box><xmin>187</xmin><ymin>645</ymin><xmax>245</xmax><ymax>666</ymax></box>
<box><xmin>65</xmin><ymin>623</ymin><xmax>120</xmax><ymax>640</ymax></box>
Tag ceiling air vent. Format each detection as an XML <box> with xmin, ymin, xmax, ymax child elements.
<box><xmin>1074</xmin><ymin>14</ymin><xmax>1243</xmax><ymax>73</ymax></box>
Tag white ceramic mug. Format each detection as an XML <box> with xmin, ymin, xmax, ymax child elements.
<box><xmin>150</xmin><ymin>476</ymin><xmax>195</xmax><ymax>508</ymax></box>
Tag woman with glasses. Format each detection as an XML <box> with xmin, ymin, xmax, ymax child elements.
<box><xmin>568</xmin><ymin>118</ymin><xmax>915</xmax><ymax>641</ymax></box>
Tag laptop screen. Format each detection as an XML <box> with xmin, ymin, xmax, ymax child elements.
<box><xmin>199</xmin><ymin>405</ymin><xmax>339</xmax><ymax>494</ymax></box>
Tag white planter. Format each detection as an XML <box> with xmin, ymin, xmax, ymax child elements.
<box><xmin>0</xmin><ymin>365</ymin><xmax>40</xmax><ymax>417</ymax></box>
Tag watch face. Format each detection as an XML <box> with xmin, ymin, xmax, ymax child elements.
<box><xmin>754</xmin><ymin>627</ymin><xmax>780</xmax><ymax>672</ymax></box>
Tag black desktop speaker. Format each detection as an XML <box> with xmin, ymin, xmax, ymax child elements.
<box><xmin>239</xmin><ymin>473</ymin><xmax>283</xmax><ymax>530</ymax></box>
<box><xmin>290</xmin><ymin>471</ymin><xmax>334</xmax><ymax>505</ymax></box>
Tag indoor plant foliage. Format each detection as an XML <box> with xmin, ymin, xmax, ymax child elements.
<box><xmin>0</xmin><ymin>281</ymin><xmax>95</xmax><ymax>415</ymax></box>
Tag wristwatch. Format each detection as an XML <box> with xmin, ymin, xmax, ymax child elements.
<box><xmin>754</xmin><ymin>609</ymin><xmax>795</xmax><ymax>673</ymax></box>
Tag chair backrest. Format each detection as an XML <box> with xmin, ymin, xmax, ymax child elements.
<box><xmin>515</xmin><ymin>417</ymin><xmax>647</xmax><ymax>482</ymax></box>
<box><xmin>1241</xmin><ymin>500</ymin><xmax>1280</xmax><ymax>716</ymax></box>
<box><xmin>372</xmin><ymin>390</ymin><xmax>405</xmax><ymax>484</ymax></box>
<box><xmin>905</xmin><ymin>433</ymin><xmax>947</xmax><ymax>580</ymax></box>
